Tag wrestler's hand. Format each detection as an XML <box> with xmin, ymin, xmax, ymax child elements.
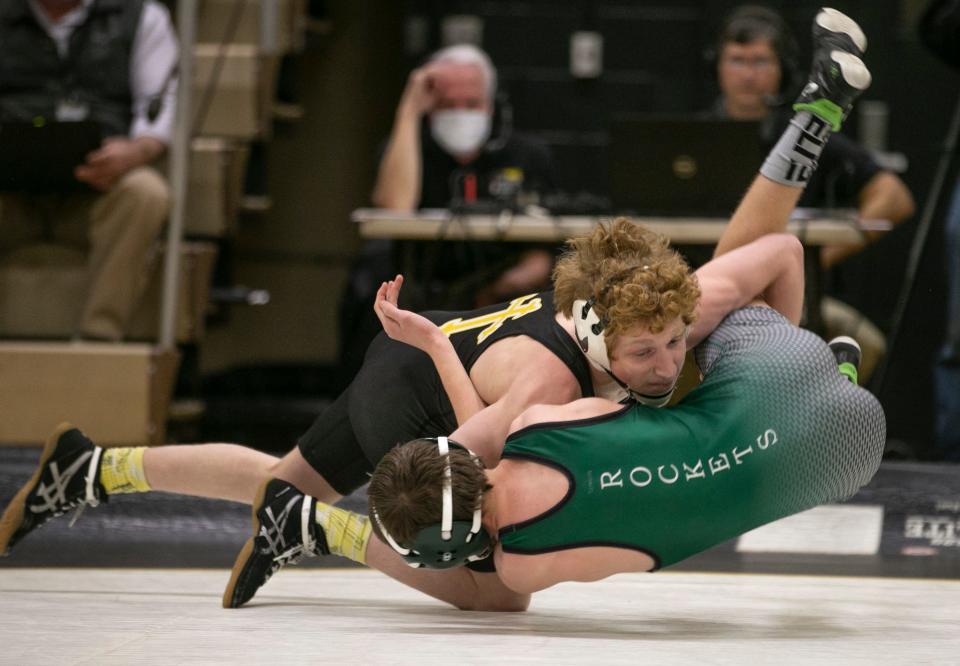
<box><xmin>374</xmin><ymin>275</ymin><xmax>447</xmax><ymax>353</ymax></box>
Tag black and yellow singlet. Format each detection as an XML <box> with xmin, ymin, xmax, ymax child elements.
<box><xmin>426</xmin><ymin>291</ymin><xmax>593</xmax><ymax>397</ymax></box>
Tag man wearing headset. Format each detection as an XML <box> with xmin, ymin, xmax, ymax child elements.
<box><xmin>366</xmin><ymin>8</ymin><xmax>884</xmax><ymax>596</ymax></box>
<box><xmin>709</xmin><ymin>5</ymin><xmax>914</xmax><ymax>381</ymax></box>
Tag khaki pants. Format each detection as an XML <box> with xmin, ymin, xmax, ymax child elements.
<box><xmin>0</xmin><ymin>167</ymin><xmax>169</xmax><ymax>340</ymax></box>
<box><xmin>821</xmin><ymin>295</ymin><xmax>887</xmax><ymax>384</ymax></box>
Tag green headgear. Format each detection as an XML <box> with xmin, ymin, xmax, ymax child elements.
<box><xmin>372</xmin><ymin>437</ymin><xmax>492</xmax><ymax>569</ymax></box>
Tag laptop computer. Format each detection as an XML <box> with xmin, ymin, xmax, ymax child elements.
<box><xmin>608</xmin><ymin>116</ymin><xmax>764</xmax><ymax>216</ymax></box>
<box><xmin>0</xmin><ymin>120</ymin><xmax>102</xmax><ymax>193</ymax></box>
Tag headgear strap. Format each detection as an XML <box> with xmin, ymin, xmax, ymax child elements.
<box><xmin>371</xmin><ymin>438</ymin><xmax>492</xmax><ymax>569</ymax></box>
<box><xmin>572</xmin><ymin>266</ymin><xmax>678</xmax><ymax>408</ymax></box>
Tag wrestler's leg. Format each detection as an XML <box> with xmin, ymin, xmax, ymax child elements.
<box><xmin>225</xmin><ymin>338</ymin><xmax>470</xmax><ymax>608</ymax></box>
<box><xmin>0</xmin><ymin>426</ymin><xmax>286</xmax><ymax>555</ymax></box>
<box><xmin>143</xmin><ymin>444</ymin><xmax>277</xmax><ymax>504</ymax></box>
<box><xmin>0</xmin><ymin>372</ymin><xmax>370</xmax><ymax>556</ymax></box>
<box><xmin>267</xmin><ymin>448</ymin><xmax>342</xmax><ymax>502</ymax></box>
<box><xmin>715</xmin><ymin>8</ymin><xmax>870</xmax><ymax>258</ymax></box>
<box><xmin>120</xmin><ymin>386</ymin><xmax>359</xmax><ymax>507</ymax></box>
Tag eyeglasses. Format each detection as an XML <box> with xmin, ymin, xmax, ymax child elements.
<box><xmin>721</xmin><ymin>55</ymin><xmax>778</xmax><ymax>71</ymax></box>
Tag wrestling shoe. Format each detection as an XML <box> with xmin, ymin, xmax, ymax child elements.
<box><xmin>829</xmin><ymin>335</ymin><xmax>862</xmax><ymax>385</ymax></box>
<box><xmin>794</xmin><ymin>8</ymin><xmax>871</xmax><ymax>131</ymax></box>
<box><xmin>0</xmin><ymin>423</ymin><xmax>106</xmax><ymax>555</ymax></box>
<box><xmin>223</xmin><ymin>478</ymin><xmax>329</xmax><ymax>608</ymax></box>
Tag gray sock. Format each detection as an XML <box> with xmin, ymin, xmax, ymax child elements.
<box><xmin>760</xmin><ymin>111</ymin><xmax>832</xmax><ymax>187</ymax></box>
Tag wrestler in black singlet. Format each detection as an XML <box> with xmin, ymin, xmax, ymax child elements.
<box><xmin>297</xmin><ymin>291</ymin><xmax>592</xmax><ymax>495</ymax></box>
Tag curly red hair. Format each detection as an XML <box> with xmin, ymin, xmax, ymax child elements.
<box><xmin>553</xmin><ymin>218</ymin><xmax>701</xmax><ymax>350</ymax></box>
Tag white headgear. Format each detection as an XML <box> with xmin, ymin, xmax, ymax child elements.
<box><xmin>572</xmin><ymin>297</ymin><xmax>676</xmax><ymax>408</ymax></box>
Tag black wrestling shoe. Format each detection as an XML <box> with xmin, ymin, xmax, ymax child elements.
<box><xmin>814</xmin><ymin>7</ymin><xmax>867</xmax><ymax>57</ymax></box>
<box><xmin>829</xmin><ymin>335</ymin><xmax>862</xmax><ymax>385</ymax></box>
<box><xmin>0</xmin><ymin>423</ymin><xmax>107</xmax><ymax>555</ymax></box>
<box><xmin>223</xmin><ymin>478</ymin><xmax>329</xmax><ymax>608</ymax></box>
<box><xmin>794</xmin><ymin>8</ymin><xmax>871</xmax><ymax>131</ymax></box>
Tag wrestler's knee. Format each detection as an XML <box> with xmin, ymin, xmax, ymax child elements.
<box><xmin>268</xmin><ymin>447</ymin><xmax>342</xmax><ymax>503</ymax></box>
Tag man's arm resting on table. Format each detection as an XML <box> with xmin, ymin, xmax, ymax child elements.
<box><xmin>820</xmin><ymin>170</ymin><xmax>915</xmax><ymax>268</ymax></box>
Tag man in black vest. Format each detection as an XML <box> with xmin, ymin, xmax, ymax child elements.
<box><xmin>0</xmin><ymin>0</ymin><xmax>178</xmax><ymax>340</ymax></box>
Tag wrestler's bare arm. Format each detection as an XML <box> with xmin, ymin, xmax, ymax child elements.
<box><xmin>495</xmin><ymin>544</ymin><xmax>655</xmax><ymax>595</ymax></box>
<box><xmin>449</xmin><ymin>358</ymin><xmax>582</xmax><ymax>466</ymax></box>
<box><xmin>689</xmin><ymin>233</ymin><xmax>805</xmax><ymax>347</ymax></box>
<box><xmin>374</xmin><ymin>276</ymin><xmax>487</xmax><ymax>424</ymax></box>
<box><xmin>374</xmin><ymin>275</ymin><xmax>582</xmax><ymax>465</ymax></box>
<box><xmin>713</xmin><ymin>177</ymin><xmax>804</xmax><ymax>259</ymax></box>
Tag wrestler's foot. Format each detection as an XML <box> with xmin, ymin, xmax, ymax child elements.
<box><xmin>814</xmin><ymin>7</ymin><xmax>867</xmax><ymax>56</ymax></box>
<box><xmin>794</xmin><ymin>8</ymin><xmax>871</xmax><ymax>131</ymax></box>
<box><xmin>829</xmin><ymin>335</ymin><xmax>862</xmax><ymax>385</ymax></box>
<box><xmin>223</xmin><ymin>478</ymin><xmax>329</xmax><ymax>608</ymax></box>
<box><xmin>0</xmin><ymin>423</ymin><xmax>107</xmax><ymax>555</ymax></box>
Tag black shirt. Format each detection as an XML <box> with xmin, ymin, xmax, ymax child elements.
<box><xmin>402</xmin><ymin>127</ymin><xmax>559</xmax><ymax>307</ymax></box>
<box><xmin>418</xmin><ymin>126</ymin><xmax>557</xmax><ymax>209</ymax></box>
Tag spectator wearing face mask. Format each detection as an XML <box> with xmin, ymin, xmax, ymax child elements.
<box><xmin>339</xmin><ymin>45</ymin><xmax>558</xmax><ymax>377</ymax></box>
<box><xmin>373</xmin><ymin>45</ymin><xmax>555</xmax><ymax>215</ymax></box>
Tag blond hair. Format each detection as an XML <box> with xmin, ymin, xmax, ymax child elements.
<box><xmin>553</xmin><ymin>218</ymin><xmax>701</xmax><ymax>351</ymax></box>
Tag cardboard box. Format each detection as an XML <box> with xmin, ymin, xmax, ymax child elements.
<box><xmin>0</xmin><ymin>245</ymin><xmax>86</xmax><ymax>338</ymax></box>
<box><xmin>192</xmin><ymin>44</ymin><xmax>278</xmax><ymax>139</ymax></box>
<box><xmin>185</xmin><ymin>138</ymin><xmax>249</xmax><ymax>237</ymax></box>
<box><xmin>128</xmin><ymin>242</ymin><xmax>219</xmax><ymax>342</ymax></box>
<box><xmin>0</xmin><ymin>242</ymin><xmax>217</xmax><ymax>344</ymax></box>
<box><xmin>196</xmin><ymin>0</ymin><xmax>306</xmax><ymax>54</ymax></box>
<box><xmin>0</xmin><ymin>342</ymin><xmax>179</xmax><ymax>446</ymax></box>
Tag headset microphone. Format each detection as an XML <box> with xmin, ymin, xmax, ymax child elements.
<box><xmin>483</xmin><ymin>91</ymin><xmax>514</xmax><ymax>153</ymax></box>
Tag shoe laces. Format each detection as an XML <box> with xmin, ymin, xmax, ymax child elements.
<box><xmin>68</xmin><ymin>447</ymin><xmax>104</xmax><ymax>528</ymax></box>
<box><xmin>255</xmin><ymin>492</ymin><xmax>319</xmax><ymax>564</ymax></box>
<box><xmin>28</xmin><ymin>445</ymin><xmax>103</xmax><ymax>528</ymax></box>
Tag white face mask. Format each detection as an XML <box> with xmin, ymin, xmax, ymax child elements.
<box><xmin>430</xmin><ymin>110</ymin><xmax>491</xmax><ymax>158</ymax></box>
